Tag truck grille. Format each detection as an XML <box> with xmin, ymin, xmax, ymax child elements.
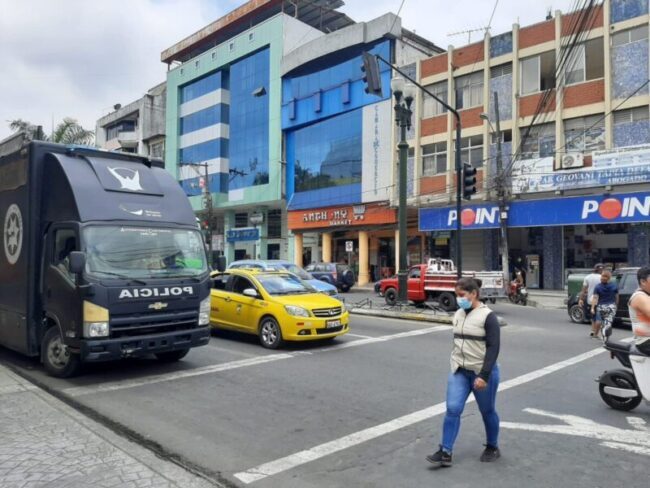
<box><xmin>110</xmin><ymin>310</ymin><xmax>198</xmax><ymax>338</ymax></box>
<box><xmin>312</xmin><ymin>307</ymin><xmax>342</xmax><ymax>318</ymax></box>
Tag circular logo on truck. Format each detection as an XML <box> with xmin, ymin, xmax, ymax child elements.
<box><xmin>4</xmin><ymin>204</ymin><xmax>23</xmax><ymax>265</ymax></box>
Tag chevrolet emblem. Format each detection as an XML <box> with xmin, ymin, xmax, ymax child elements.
<box><xmin>148</xmin><ymin>302</ymin><xmax>168</xmax><ymax>311</ymax></box>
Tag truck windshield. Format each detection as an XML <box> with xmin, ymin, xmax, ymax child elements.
<box><xmin>84</xmin><ymin>226</ymin><xmax>208</xmax><ymax>280</ymax></box>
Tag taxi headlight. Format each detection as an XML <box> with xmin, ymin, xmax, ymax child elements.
<box><xmin>199</xmin><ymin>297</ymin><xmax>211</xmax><ymax>326</ymax></box>
<box><xmin>83</xmin><ymin>301</ymin><xmax>110</xmax><ymax>338</ymax></box>
<box><xmin>285</xmin><ymin>305</ymin><xmax>310</xmax><ymax>317</ymax></box>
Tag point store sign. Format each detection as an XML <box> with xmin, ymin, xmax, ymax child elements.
<box><xmin>419</xmin><ymin>192</ymin><xmax>650</xmax><ymax>231</ymax></box>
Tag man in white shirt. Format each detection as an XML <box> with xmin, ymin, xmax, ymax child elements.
<box><xmin>578</xmin><ymin>263</ymin><xmax>604</xmax><ymax>338</ymax></box>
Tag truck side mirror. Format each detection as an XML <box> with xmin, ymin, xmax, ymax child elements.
<box><xmin>68</xmin><ymin>251</ymin><xmax>86</xmax><ymax>275</ymax></box>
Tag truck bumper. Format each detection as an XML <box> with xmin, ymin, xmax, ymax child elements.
<box><xmin>79</xmin><ymin>326</ymin><xmax>211</xmax><ymax>362</ymax></box>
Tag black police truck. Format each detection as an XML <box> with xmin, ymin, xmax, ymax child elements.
<box><xmin>0</xmin><ymin>136</ymin><xmax>211</xmax><ymax>377</ymax></box>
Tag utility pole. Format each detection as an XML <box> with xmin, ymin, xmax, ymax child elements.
<box><xmin>493</xmin><ymin>92</ymin><xmax>510</xmax><ymax>289</ymax></box>
<box><xmin>186</xmin><ymin>162</ymin><xmax>213</xmax><ymax>265</ymax></box>
<box><xmin>365</xmin><ymin>53</ymin><xmax>465</xmax><ymax>279</ymax></box>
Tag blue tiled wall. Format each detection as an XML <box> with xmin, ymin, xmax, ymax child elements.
<box><xmin>611</xmin><ymin>0</ymin><xmax>649</xmax><ymax>23</ymax></box>
<box><xmin>489</xmin><ymin>74</ymin><xmax>512</xmax><ymax>121</ymax></box>
<box><xmin>614</xmin><ymin>119</ymin><xmax>650</xmax><ymax>147</ymax></box>
<box><xmin>628</xmin><ymin>224</ymin><xmax>650</xmax><ymax>266</ymax></box>
<box><xmin>490</xmin><ymin>32</ymin><xmax>513</xmax><ymax>58</ymax></box>
<box><xmin>542</xmin><ymin>227</ymin><xmax>564</xmax><ymax>290</ymax></box>
<box><xmin>612</xmin><ymin>40</ymin><xmax>650</xmax><ymax>99</ymax></box>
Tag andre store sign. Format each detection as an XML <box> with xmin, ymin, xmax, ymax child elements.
<box><xmin>288</xmin><ymin>203</ymin><xmax>397</xmax><ymax>231</ymax></box>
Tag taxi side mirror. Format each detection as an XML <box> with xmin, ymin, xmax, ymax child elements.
<box><xmin>243</xmin><ymin>288</ymin><xmax>258</xmax><ymax>298</ymax></box>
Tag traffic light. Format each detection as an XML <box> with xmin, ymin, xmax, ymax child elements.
<box><xmin>361</xmin><ymin>52</ymin><xmax>383</xmax><ymax>97</ymax></box>
<box><xmin>462</xmin><ymin>163</ymin><xmax>477</xmax><ymax>200</ymax></box>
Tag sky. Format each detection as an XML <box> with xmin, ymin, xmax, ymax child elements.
<box><xmin>0</xmin><ymin>0</ymin><xmax>576</xmax><ymax>141</ymax></box>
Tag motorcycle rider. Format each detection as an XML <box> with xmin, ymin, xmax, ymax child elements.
<box><xmin>629</xmin><ymin>266</ymin><xmax>650</xmax><ymax>356</ymax></box>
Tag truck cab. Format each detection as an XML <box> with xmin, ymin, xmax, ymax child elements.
<box><xmin>0</xmin><ymin>139</ymin><xmax>211</xmax><ymax>377</ymax></box>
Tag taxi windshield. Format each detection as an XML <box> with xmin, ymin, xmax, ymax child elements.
<box><xmin>84</xmin><ymin>226</ymin><xmax>208</xmax><ymax>280</ymax></box>
<box><xmin>257</xmin><ymin>273</ymin><xmax>315</xmax><ymax>296</ymax></box>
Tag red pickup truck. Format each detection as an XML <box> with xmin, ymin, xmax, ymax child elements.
<box><xmin>377</xmin><ymin>261</ymin><xmax>504</xmax><ymax>311</ymax></box>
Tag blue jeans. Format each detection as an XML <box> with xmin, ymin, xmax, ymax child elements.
<box><xmin>441</xmin><ymin>365</ymin><xmax>500</xmax><ymax>453</ymax></box>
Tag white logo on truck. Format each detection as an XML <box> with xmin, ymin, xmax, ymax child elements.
<box><xmin>3</xmin><ymin>204</ymin><xmax>23</xmax><ymax>265</ymax></box>
<box><xmin>108</xmin><ymin>167</ymin><xmax>143</xmax><ymax>191</ymax></box>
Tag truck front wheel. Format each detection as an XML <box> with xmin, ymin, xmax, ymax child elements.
<box><xmin>42</xmin><ymin>326</ymin><xmax>81</xmax><ymax>378</ymax></box>
<box><xmin>155</xmin><ymin>349</ymin><xmax>190</xmax><ymax>362</ymax></box>
<box><xmin>385</xmin><ymin>288</ymin><xmax>397</xmax><ymax>306</ymax></box>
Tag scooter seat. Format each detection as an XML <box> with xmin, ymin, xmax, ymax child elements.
<box><xmin>605</xmin><ymin>340</ymin><xmax>632</xmax><ymax>353</ymax></box>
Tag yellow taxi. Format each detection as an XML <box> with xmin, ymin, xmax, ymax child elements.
<box><xmin>209</xmin><ymin>269</ymin><xmax>349</xmax><ymax>348</ymax></box>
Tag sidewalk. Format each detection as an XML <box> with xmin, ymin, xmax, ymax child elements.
<box><xmin>0</xmin><ymin>363</ymin><xmax>219</xmax><ymax>488</ymax></box>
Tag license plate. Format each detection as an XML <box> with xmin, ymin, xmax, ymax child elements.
<box><xmin>326</xmin><ymin>320</ymin><xmax>341</xmax><ymax>328</ymax></box>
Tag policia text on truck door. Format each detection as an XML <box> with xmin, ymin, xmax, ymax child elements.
<box><xmin>0</xmin><ymin>136</ymin><xmax>211</xmax><ymax>377</ymax></box>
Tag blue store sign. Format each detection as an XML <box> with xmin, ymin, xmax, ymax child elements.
<box><xmin>226</xmin><ymin>228</ymin><xmax>260</xmax><ymax>243</ymax></box>
<box><xmin>419</xmin><ymin>191</ymin><xmax>650</xmax><ymax>232</ymax></box>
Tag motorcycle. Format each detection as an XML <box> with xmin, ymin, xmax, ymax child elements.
<box><xmin>508</xmin><ymin>280</ymin><xmax>528</xmax><ymax>306</ymax></box>
<box><xmin>597</xmin><ymin>326</ymin><xmax>650</xmax><ymax>411</ymax></box>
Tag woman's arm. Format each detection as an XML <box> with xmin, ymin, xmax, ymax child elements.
<box><xmin>478</xmin><ymin>312</ymin><xmax>501</xmax><ymax>382</ymax></box>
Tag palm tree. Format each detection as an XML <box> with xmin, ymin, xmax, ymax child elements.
<box><xmin>7</xmin><ymin>117</ymin><xmax>94</xmax><ymax>145</ymax></box>
<box><xmin>50</xmin><ymin>118</ymin><xmax>94</xmax><ymax>145</ymax></box>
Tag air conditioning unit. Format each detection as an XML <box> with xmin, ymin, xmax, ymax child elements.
<box><xmin>561</xmin><ymin>152</ymin><xmax>584</xmax><ymax>169</ymax></box>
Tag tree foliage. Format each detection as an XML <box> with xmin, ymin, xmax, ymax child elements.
<box><xmin>7</xmin><ymin>117</ymin><xmax>94</xmax><ymax>145</ymax></box>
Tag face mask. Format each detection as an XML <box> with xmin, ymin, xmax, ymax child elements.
<box><xmin>457</xmin><ymin>297</ymin><xmax>472</xmax><ymax>310</ymax></box>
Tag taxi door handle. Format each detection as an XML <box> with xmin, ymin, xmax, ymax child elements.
<box><xmin>224</xmin><ymin>297</ymin><xmax>231</xmax><ymax>302</ymax></box>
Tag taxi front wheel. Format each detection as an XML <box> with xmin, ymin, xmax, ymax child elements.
<box><xmin>259</xmin><ymin>317</ymin><xmax>284</xmax><ymax>349</ymax></box>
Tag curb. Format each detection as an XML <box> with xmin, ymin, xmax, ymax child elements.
<box><xmin>350</xmin><ymin>308</ymin><xmax>453</xmax><ymax>324</ymax></box>
<box><xmin>527</xmin><ymin>299</ymin><xmax>566</xmax><ymax>310</ymax></box>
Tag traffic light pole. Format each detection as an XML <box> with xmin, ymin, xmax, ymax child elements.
<box><xmin>373</xmin><ymin>55</ymin><xmax>464</xmax><ymax>278</ymax></box>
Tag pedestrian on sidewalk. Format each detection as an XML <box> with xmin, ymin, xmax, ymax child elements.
<box><xmin>426</xmin><ymin>277</ymin><xmax>501</xmax><ymax>468</ymax></box>
<box><xmin>579</xmin><ymin>263</ymin><xmax>604</xmax><ymax>338</ymax></box>
<box><xmin>591</xmin><ymin>269</ymin><xmax>618</xmax><ymax>340</ymax></box>
<box><xmin>628</xmin><ymin>266</ymin><xmax>650</xmax><ymax>355</ymax></box>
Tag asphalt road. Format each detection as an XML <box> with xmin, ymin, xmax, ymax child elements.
<box><xmin>1</xmin><ymin>303</ymin><xmax>649</xmax><ymax>488</ymax></box>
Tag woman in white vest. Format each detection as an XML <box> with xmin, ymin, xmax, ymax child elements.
<box><xmin>427</xmin><ymin>277</ymin><xmax>501</xmax><ymax>468</ymax></box>
<box><xmin>628</xmin><ymin>266</ymin><xmax>650</xmax><ymax>356</ymax></box>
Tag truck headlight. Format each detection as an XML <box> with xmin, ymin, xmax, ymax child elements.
<box><xmin>83</xmin><ymin>322</ymin><xmax>109</xmax><ymax>338</ymax></box>
<box><xmin>199</xmin><ymin>297</ymin><xmax>211</xmax><ymax>326</ymax></box>
<box><xmin>285</xmin><ymin>305</ymin><xmax>310</xmax><ymax>317</ymax></box>
<box><xmin>83</xmin><ymin>301</ymin><xmax>110</xmax><ymax>338</ymax></box>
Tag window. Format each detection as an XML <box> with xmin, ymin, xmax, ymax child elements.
<box><xmin>422</xmin><ymin>142</ymin><xmax>447</xmax><ymax>176</ymax></box>
<box><xmin>620</xmin><ymin>273</ymin><xmax>640</xmax><ymax>294</ymax></box>
<box><xmin>195</xmin><ymin>60</ymin><xmax>200</xmax><ymax>68</ymax></box>
<box><xmin>106</xmin><ymin>120</ymin><xmax>136</xmax><ymax>141</ymax></box>
<box><xmin>565</xmin><ymin>38</ymin><xmax>604</xmax><ymax>85</ymax></box>
<box><xmin>613</xmin><ymin>106</ymin><xmax>650</xmax><ymax>147</ymax></box>
<box><xmin>267</xmin><ymin>209</ymin><xmax>282</xmax><ymax>239</ymax></box>
<box><xmin>520</xmin><ymin>123</ymin><xmax>555</xmax><ymax>159</ymax></box>
<box><xmin>408</xmin><ymin>267</ymin><xmax>421</xmax><ymax>279</ymax></box>
<box><xmin>180</xmin><ymin>104</ymin><xmax>228</xmax><ymax>135</ymax></box>
<box><xmin>521</xmin><ymin>51</ymin><xmax>556</xmax><ymax>95</ymax></box>
<box><xmin>455</xmin><ymin>72</ymin><xmax>483</xmax><ymax>109</ymax></box>
<box><xmin>456</xmin><ymin>136</ymin><xmax>484</xmax><ymax>168</ymax></box>
<box><xmin>564</xmin><ymin>115</ymin><xmax>606</xmax><ymax>153</ymax></box>
<box><xmin>422</xmin><ymin>81</ymin><xmax>448</xmax><ymax>118</ymax></box>
<box><xmin>249</xmin><ymin>32</ymin><xmax>254</xmax><ymax>41</ymax></box>
<box><xmin>234</xmin><ymin>213</ymin><xmax>248</xmax><ymax>228</ymax></box>
<box><xmin>612</xmin><ymin>25</ymin><xmax>648</xmax><ymax>47</ymax></box>
<box><xmin>231</xmin><ymin>276</ymin><xmax>256</xmax><ymax>295</ymax></box>
<box><xmin>180</xmin><ymin>71</ymin><xmax>223</xmax><ymax>104</ymax></box>
<box><xmin>150</xmin><ymin>141</ymin><xmax>164</xmax><ymax>158</ymax></box>
<box><xmin>490</xmin><ymin>129</ymin><xmax>512</xmax><ymax>144</ymax></box>
<box><xmin>212</xmin><ymin>51</ymin><xmax>217</xmax><ymax>60</ymax></box>
<box><xmin>53</xmin><ymin>229</ymin><xmax>77</xmax><ymax>281</ymax></box>
<box><xmin>490</xmin><ymin>64</ymin><xmax>512</xmax><ymax>79</ymax></box>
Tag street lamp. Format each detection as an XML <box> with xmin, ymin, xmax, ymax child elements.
<box><xmin>392</xmin><ymin>77</ymin><xmax>415</xmax><ymax>305</ymax></box>
<box><xmin>480</xmin><ymin>92</ymin><xmax>510</xmax><ymax>290</ymax></box>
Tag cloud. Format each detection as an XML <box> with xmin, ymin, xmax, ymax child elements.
<box><xmin>0</xmin><ymin>0</ymin><xmax>219</xmax><ymax>140</ymax></box>
<box><xmin>0</xmin><ymin>0</ymin><xmax>579</xmax><ymax>141</ymax></box>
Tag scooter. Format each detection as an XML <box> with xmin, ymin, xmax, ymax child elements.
<box><xmin>597</xmin><ymin>326</ymin><xmax>650</xmax><ymax>411</ymax></box>
<box><xmin>508</xmin><ymin>280</ymin><xmax>528</xmax><ymax>306</ymax></box>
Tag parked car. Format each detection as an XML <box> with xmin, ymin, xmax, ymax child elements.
<box><xmin>227</xmin><ymin>259</ymin><xmax>340</xmax><ymax>300</ymax></box>
<box><xmin>567</xmin><ymin>267</ymin><xmax>640</xmax><ymax>327</ymax></box>
<box><xmin>305</xmin><ymin>263</ymin><xmax>356</xmax><ymax>292</ymax></box>
<box><xmin>210</xmin><ymin>269</ymin><xmax>349</xmax><ymax>348</ymax></box>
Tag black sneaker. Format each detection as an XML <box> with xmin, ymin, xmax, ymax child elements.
<box><xmin>480</xmin><ymin>445</ymin><xmax>501</xmax><ymax>462</ymax></box>
<box><xmin>426</xmin><ymin>448</ymin><xmax>452</xmax><ymax>467</ymax></box>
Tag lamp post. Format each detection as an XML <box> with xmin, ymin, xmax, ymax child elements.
<box><xmin>480</xmin><ymin>91</ymin><xmax>510</xmax><ymax>290</ymax></box>
<box><xmin>391</xmin><ymin>77</ymin><xmax>416</xmax><ymax>305</ymax></box>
